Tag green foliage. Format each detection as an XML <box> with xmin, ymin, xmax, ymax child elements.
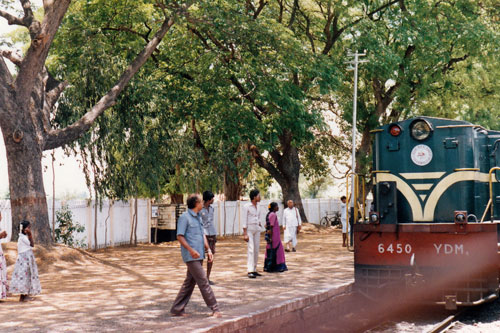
<box><xmin>46</xmin><ymin>0</ymin><xmax>499</xmax><ymax>200</ymax></box>
<box><xmin>54</xmin><ymin>205</ymin><xmax>86</xmax><ymax>248</ymax></box>
<box><xmin>301</xmin><ymin>175</ymin><xmax>333</xmax><ymax>199</ymax></box>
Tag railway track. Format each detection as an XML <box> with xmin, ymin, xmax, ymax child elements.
<box><xmin>426</xmin><ymin>310</ymin><xmax>465</xmax><ymax>333</ymax></box>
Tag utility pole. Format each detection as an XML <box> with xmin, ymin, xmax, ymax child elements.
<box><xmin>345</xmin><ymin>50</ymin><xmax>368</xmax><ymax>246</ymax></box>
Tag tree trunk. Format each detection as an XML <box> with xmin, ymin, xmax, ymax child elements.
<box><xmin>280</xmin><ymin>176</ymin><xmax>308</xmax><ymax>223</ymax></box>
<box><xmin>224</xmin><ymin>169</ymin><xmax>242</xmax><ymax>201</ymax></box>
<box><xmin>250</xmin><ymin>132</ymin><xmax>308</xmax><ymax>222</ymax></box>
<box><xmin>3</xmin><ymin>132</ymin><xmax>51</xmax><ymax>244</ymax></box>
<box><xmin>170</xmin><ymin>194</ymin><xmax>184</xmax><ymax>204</ymax></box>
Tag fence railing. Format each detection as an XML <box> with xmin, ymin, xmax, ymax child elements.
<box><xmin>0</xmin><ymin>198</ymin><xmax>348</xmax><ymax>249</ymax></box>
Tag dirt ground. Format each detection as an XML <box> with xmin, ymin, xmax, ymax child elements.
<box><xmin>0</xmin><ymin>224</ymin><xmax>353</xmax><ymax>332</ymax></box>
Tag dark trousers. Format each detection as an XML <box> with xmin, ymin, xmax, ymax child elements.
<box><xmin>170</xmin><ymin>260</ymin><xmax>218</xmax><ymax>314</ymax></box>
<box><xmin>206</xmin><ymin>236</ymin><xmax>216</xmax><ymax>279</ymax></box>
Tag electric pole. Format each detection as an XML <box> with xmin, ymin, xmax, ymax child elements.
<box><xmin>345</xmin><ymin>50</ymin><xmax>368</xmax><ymax>245</ymax></box>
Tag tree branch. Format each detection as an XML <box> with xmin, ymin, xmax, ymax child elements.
<box><xmin>253</xmin><ymin>0</ymin><xmax>267</xmax><ymax>19</ymax></box>
<box><xmin>43</xmin><ymin>11</ymin><xmax>182</xmax><ymax>150</ymax></box>
<box><xmin>14</xmin><ymin>0</ymin><xmax>70</xmax><ymax>108</ymax></box>
<box><xmin>0</xmin><ymin>50</ymin><xmax>22</xmax><ymax>67</ymax></box>
<box><xmin>0</xmin><ymin>9</ymin><xmax>25</xmax><ymax>26</ymax></box>
<box><xmin>229</xmin><ymin>76</ymin><xmax>264</xmax><ymax>120</ymax></box>
<box><xmin>288</xmin><ymin>0</ymin><xmax>299</xmax><ymax>28</ymax></box>
<box><xmin>191</xmin><ymin>118</ymin><xmax>210</xmax><ymax>161</ymax></box>
<box><xmin>442</xmin><ymin>54</ymin><xmax>468</xmax><ymax>74</ymax></box>
<box><xmin>249</xmin><ymin>145</ymin><xmax>284</xmax><ymax>183</ymax></box>
<box><xmin>322</xmin><ymin>0</ymin><xmax>400</xmax><ymax>55</ymax></box>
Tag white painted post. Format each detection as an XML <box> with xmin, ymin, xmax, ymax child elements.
<box><xmin>237</xmin><ymin>200</ymin><xmax>241</xmax><ymax>235</ymax></box>
<box><xmin>87</xmin><ymin>202</ymin><xmax>92</xmax><ymax>250</ymax></box>
<box><xmin>110</xmin><ymin>201</ymin><xmax>114</xmax><ymax>247</ymax></box>
<box><xmin>218</xmin><ymin>200</ymin><xmax>222</xmax><ymax>236</ymax></box>
<box><xmin>147</xmin><ymin>199</ymin><xmax>152</xmax><ymax>243</ymax></box>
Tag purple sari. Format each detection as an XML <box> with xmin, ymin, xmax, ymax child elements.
<box><xmin>264</xmin><ymin>212</ymin><xmax>287</xmax><ymax>272</ymax></box>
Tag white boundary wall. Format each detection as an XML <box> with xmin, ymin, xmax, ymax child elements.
<box><xmin>0</xmin><ymin>198</ymin><xmax>352</xmax><ymax>248</ymax></box>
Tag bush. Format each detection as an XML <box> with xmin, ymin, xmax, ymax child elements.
<box><xmin>54</xmin><ymin>205</ymin><xmax>86</xmax><ymax>248</ymax></box>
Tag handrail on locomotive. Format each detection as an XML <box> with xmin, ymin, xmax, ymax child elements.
<box><xmin>345</xmin><ymin>172</ymin><xmax>367</xmax><ymax>251</ymax></box>
<box><xmin>478</xmin><ymin>167</ymin><xmax>500</xmax><ymax>223</ymax></box>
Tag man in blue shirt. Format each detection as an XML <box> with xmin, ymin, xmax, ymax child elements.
<box><xmin>170</xmin><ymin>194</ymin><xmax>221</xmax><ymax>318</ymax></box>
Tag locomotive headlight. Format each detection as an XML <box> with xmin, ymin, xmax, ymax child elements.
<box><xmin>410</xmin><ymin>119</ymin><xmax>433</xmax><ymax>141</ymax></box>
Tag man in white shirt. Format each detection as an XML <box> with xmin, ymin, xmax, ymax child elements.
<box><xmin>283</xmin><ymin>200</ymin><xmax>301</xmax><ymax>252</ymax></box>
<box><xmin>243</xmin><ymin>189</ymin><xmax>262</xmax><ymax>279</ymax></box>
<box><xmin>340</xmin><ymin>196</ymin><xmax>347</xmax><ymax>247</ymax></box>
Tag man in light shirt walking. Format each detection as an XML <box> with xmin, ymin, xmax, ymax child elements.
<box><xmin>243</xmin><ymin>189</ymin><xmax>262</xmax><ymax>279</ymax></box>
<box><xmin>283</xmin><ymin>200</ymin><xmax>301</xmax><ymax>252</ymax></box>
<box><xmin>201</xmin><ymin>190</ymin><xmax>217</xmax><ymax>285</ymax></box>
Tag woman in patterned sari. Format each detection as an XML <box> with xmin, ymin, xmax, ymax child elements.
<box><xmin>264</xmin><ymin>202</ymin><xmax>287</xmax><ymax>273</ymax></box>
<box><xmin>9</xmin><ymin>221</ymin><xmax>41</xmax><ymax>302</ymax></box>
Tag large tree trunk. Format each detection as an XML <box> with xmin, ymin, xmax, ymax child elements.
<box><xmin>3</xmin><ymin>131</ymin><xmax>51</xmax><ymax>244</ymax></box>
<box><xmin>250</xmin><ymin>131</ymin><xmax>308</xmax><ymax>222</ymax></box>
<box><xmin>224</xmin><ymin>169</ymin><xmax>242</xmax><ymax>201</ymax></box>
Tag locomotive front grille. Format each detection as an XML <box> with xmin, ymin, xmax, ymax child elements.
<box><xmin>355</xmin><ymin>265</ymin><xmax>499</xmax><ymax>305</ymax></box>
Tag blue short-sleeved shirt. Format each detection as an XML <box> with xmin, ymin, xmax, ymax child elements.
<box><xmin>177</xmin><ymin>209</ymin><xmax>205</xmax><ymax>262</ymax></box>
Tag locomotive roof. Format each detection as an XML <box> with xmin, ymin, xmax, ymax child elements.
<box><xmin>375</xmin><ymin>116</ymin><xmax>500</xmax><ymax>136</ymax></box>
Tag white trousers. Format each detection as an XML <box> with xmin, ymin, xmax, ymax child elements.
<box><xmin>284</xmin><ymin>226</ymin><xmax>297</xmax><ymax>247</ymax></box>
<box><xmin>247</xmin><ymin>230</ymin><xmax>261</xmax><ymax>272</ymax></box>
<box><xmin>341</xmin><ymin>219</ymin><xmax>347</xmax><ymax>233</ymax></box>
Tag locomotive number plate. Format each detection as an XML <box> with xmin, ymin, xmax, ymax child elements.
<box><xmin>377</xmin><ymin>243</ymin><xmax>412</xmax><ymax>254</ymax></box>
<box><xmin>411</xmin><ymin>144</ymin><xmax>433</xmax><ymax>166</ymax></box>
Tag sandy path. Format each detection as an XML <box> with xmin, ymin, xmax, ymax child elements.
<box><xmin>0</xmin><ymin>225</ymin><xmax>353</xmax><ymax>332</ymax></box>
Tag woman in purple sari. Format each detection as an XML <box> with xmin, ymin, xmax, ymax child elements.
<box><xmin>264</xmin><ymin>202</ymin><xmax>287</xmax><ymax>273</ymax></box>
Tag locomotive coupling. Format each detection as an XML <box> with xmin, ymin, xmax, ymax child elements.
<box><xmin>368</xmin><ymin>211</ymin><xmax>380</xmax><ymax>224</ymax></box>
<box><xmin>454</xmin><ymin>211</ymin><xmax>468</xmax><ymax>225</ymax></box>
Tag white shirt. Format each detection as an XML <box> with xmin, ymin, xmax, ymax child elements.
<box><xmin>242</xmin><ymin>203</ymin><xmax>261</xmax><ymax>231</ymax></box>
<box><xmin>17</xmin><ymin>233</ymin><xmax>32</xmax><ymax>254</ymax></box>
<box><xmin>283</xmin><ymin>207</ymin><xmax>301</xmax><ymax>228</ymax></box>
<box><xmin>340</xmin><ymin>203</ymin><xmax>347</xmax><ymax>222</ymax></box>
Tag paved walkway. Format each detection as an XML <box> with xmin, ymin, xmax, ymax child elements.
<box><xmin>0</xmin><ymin>225</ymin><xmax>353</xmax><ymax>332</ymax></box>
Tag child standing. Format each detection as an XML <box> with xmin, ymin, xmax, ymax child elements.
<box><xmin>9</xmin><ymin>220</ymin><xmax>41</xmax><ymax>302</ymax></box>
<box><xmin>0</xmin><ymin>212</ymin><xmax>8</xmax><ymax>300</ymax></box>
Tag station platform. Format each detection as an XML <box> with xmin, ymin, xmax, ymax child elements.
<box><xmin>0</xmin><ymin>224</ymin><xmax>354</xmax><ymax>332</ymax></box>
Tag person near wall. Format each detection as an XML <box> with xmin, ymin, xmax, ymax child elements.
<box><xmin>340</xmin><ymin>196</ymin><xmax>347</xmax><ymax>247</ymax></box>
<box><xmin>0</xmin><ymin>212</ymin><xmax>8</xmax><ymax>300</ymax></box>
<box><xmin>243</xmin><ymin>189</ymin><xmax>262</xmax><ymax>279</ymax></box>
<box><xmin>263</xmin><ymin>202</ymin><xmax>287</xmax><ymax>273</ymax></box>
<box><xmin>201</xmin><ymin>190</ymin><xmax>217</xmax><ymax>285</ymax></box>
<box><xmin>283</xmin><ymin>200</ymin><xmax>302</xmax><ymax>252</ymax></box>
<box><xmin>170</xmin><ymin>194</ymin><xmax>221</xmax><ymax>318</ymax></box>
<box><xmin>9</xmin><ymin>220</ymin><xmax>42</xmax><ymax>302</ymax></box>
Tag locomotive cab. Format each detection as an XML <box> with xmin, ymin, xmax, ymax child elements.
<box><xmin>354</xmin><ymin>117</ymin><xmax>500</xmax><ymax>308</ymax></box>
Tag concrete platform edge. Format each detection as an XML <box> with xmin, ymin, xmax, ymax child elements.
<box><xmin>191</xmin><ymin>282</ymin><xmax>354</xmax><ymax>333</ymax></box>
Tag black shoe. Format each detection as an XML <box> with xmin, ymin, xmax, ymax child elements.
<box><xmin>253</xmin><ymin>271</ymin><xmax>262</xmax><ymax>276</ymax></box>
<box><xmin>248</xmin><ymin>272</ymin><xmax>256</xmax><ymax>279</ymax></box>
<box><xmin>292</xmin><ymin>248</ymin><xmax>296</xmax><ymax>252</ymax></box>
<box><xmin>285</xmin><ymin>249</ymin><xmax>290</xmax><ymax>252</ymax></box>
<box><xmin>209</xmin><ymin>280</ymin><xmax>216</xmax><ymax>285</ymax></box>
